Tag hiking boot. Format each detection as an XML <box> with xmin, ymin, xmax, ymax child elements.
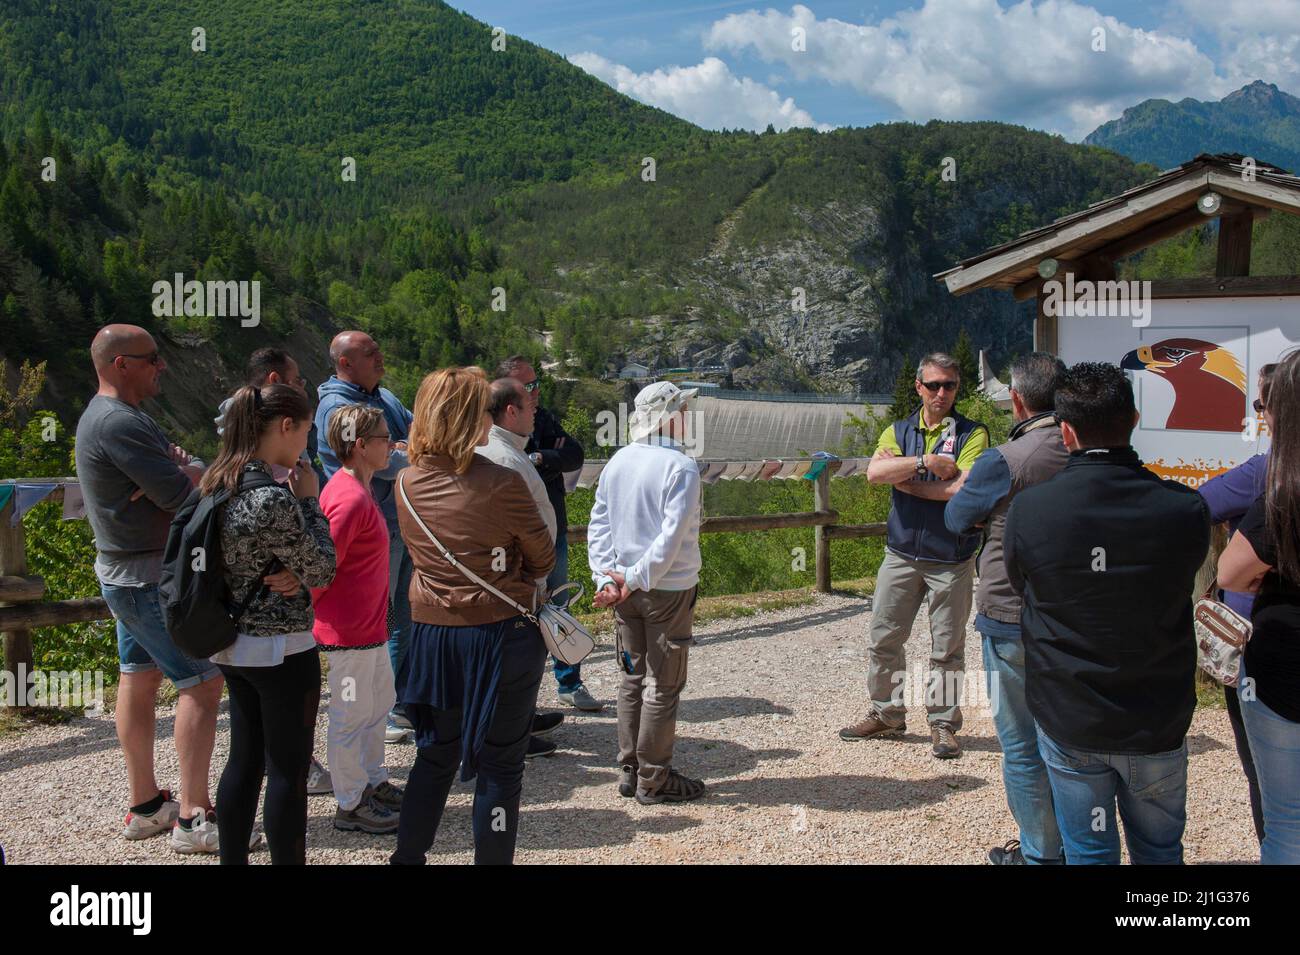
<box><xmin>532</xmin><ymin>712</ymin><xmax>564</xmax><ymax>736</ymax></box>
<box><xmin>931</xmin><ymin>722</ymin><xmax>961</xmax><ymax>759</ymax></box>
<box><xmin>838</xmin><ymin>713</ymin><xmax>905</xmax><ymax>742</ymax></box>
<box><xmin>307</xmin><ymin>758</ymin><xmax>333</xmax><ymax>796</ymax></box>
<box><xmin>988</xmin><ymin>839</ymin><xmax>1024</xmax><ymax>865</ymax></box>
<box><xmin>123</xmin><ymin>789</ymin><xmax>179</xmax><ymax>840</ymax></box>
<box><xmin>334</xmin><ymin>796</ymin><xmax>399</xmax><ymax>834</ymax></box>
<box><xmin>366</xmin><ymin>780</ymin><xmax>404</xmax><ymax>812</ymax></box>
<box><xmin>558</xmin><ymin>685</ymin><xmax>603</xmax><ymax>712</ymax></box>
<box><xmin>526</xmin><ymin>735</ymin><xmax>557</xmax><ymax>759</ymax></box>
<box><xmin>635</xmin><ymin>769</ymin><xmax>706</xmax><ymax>805</ymax></box>
<box><xmin>618</xmin><ymin>764</ymin><xmax>637</xmax><ymax>798</ymax></box>
<box><xmin>170</xmin><ymin>808</ymin><xmax>220</xmax><ymax>855</ymax></box>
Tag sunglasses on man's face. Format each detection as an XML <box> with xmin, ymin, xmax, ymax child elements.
<box><xmin>920</xmin><ymin>379</ymin><xmax>958</xmax><ymax>393</ymax></box>
<box><xmin>117</xmin><ymin>351</ymin><xmax>161</xmax><ymax>366</ymax></box>
<box><xmin>521</xmin><ymin>378</ymin><xmax>541</xmax><ymax>393</ymax></box>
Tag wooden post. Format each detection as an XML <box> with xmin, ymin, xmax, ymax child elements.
<box><xmin>814</xmin><ymin>467</ymin><xmax>831</xmax><ymax>593</ymax></box>
<box><xmin>1034</xmin><ymin>288</ymin><xmax>1058</xmax><ymax>356</ymax></box>
<box><xmin>0</xmin><ymin>497</ymin><xmax>33</xmax><ymax>711</ymax></box>
<box><xmin>1215</xmin><ymin>210</ymin><xmax>1253</xmax><ymax>278</ymax></box>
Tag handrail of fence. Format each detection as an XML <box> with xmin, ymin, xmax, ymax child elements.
<box><xmin>0</xmin><ymin>465</ymin><xmax>884</xmax><ymax>708</ymax></box>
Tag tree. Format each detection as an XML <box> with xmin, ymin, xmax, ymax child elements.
<box><xmin>952</xmin><ymin>328</ymin><xmax>979</xmax><ymax>400</ymax></box>
<box><xmin>888</xmin><ymin>354</ymin><xmax>917</xmax><ymax>422</ymax></box>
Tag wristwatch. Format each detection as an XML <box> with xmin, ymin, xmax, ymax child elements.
<box><xmin>530</xmin><ymin>452</ymin><xmax>543</xmax><ymax>466</ymax></box>
<box><xmin>915</xmin><ymin>454</ymin><xmax>928</xmax><ymax>476</ymax></box>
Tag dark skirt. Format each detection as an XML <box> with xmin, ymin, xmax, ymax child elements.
<box><xmin>396</xmin><ymin>615</ymin><xmax>540</xmax><ymax>781</ymax></box>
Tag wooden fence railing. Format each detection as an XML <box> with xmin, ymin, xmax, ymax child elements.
<box><xmin>1</xmin><ymin>468</ymin><xmax>884</xmax><ymax>708</ymax></box>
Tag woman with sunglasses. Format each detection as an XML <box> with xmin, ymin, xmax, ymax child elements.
<box><xmin>1218</xmin><ymin>352</ymin><xmax>1300</xmax><ymax>864</ymax></box>
<box><xmin>1197</xmin><ymin>362</ymin><xmax>1276</xmax><ymax>847</ymax></box>
<box><xmin>312</xmin><ymin>404</ymin><xmax>405</xmax><ymax>834</ymax></box>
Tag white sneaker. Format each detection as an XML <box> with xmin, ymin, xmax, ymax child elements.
<box><xmin>307</xmin><ymin>758</ymin><xmax>333</xmax><ymax>796</ymax></box>
<box><xmin>170</xmin><ymin>809</ymin><xmax>220</xmax><ymax>855</ymax></box>
<box><xmin>122</xmin><ymin>789</ymin><xmax>179</xmax><ymax>840</ymax></box>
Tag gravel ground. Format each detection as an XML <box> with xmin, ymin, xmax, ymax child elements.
<box><xmin>0</xmin><ymin>591</ymin><xmax>1259</xmax><ymax>864</ymax></box>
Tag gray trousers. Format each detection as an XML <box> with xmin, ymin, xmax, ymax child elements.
<box><xmin>867</xmin><ymin>550</ymin><xmax>974</xmax><ymax>730</ymax></box>
<box><xmin>615</xmin><ymin>587</ymin><xmax>697</xmax><ymax>795</ymax></box>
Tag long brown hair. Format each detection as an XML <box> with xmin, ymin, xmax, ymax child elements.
<box><xmin>408</xmin><ymin>366</ymin><xmax>489</xmax><ymax>473</ymax></box>
<box><xmin>1265</xmin><ymin>351</ymin><xmax>1300</xmax><ymax>583</ymax></box>
<box><xmin>202</xmin><ymin>383</ymin><xmax>312</xmax><ymax>495</ymax></box>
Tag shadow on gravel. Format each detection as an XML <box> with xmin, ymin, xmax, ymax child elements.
<box><xmin>1186</xmin><ymin>733</ymin><xmax>1228</xmax><ymax>755</ymax></box>
<box><xmin>401</xmin><ymin>806</ymin><xmax>701</xmax><ymax>854</ymax></box>
<box><xmin>695</xmin><ymin>603</ymin><xmax>870</xmax><ymax>649</ymax></box>
<box><xmin>677</xmin><ymin>696</ymin><xmax>794</xmax><ymax>722</ymax></box>
<box><xmin>0</xmin><ymin>712</ymin><xmax>127</xmax><ymax>775</ymax></box>
<box><xmin>706</xmin><ymin>772</ymin><xmax>989</xmax><ymax>812</ymax></box>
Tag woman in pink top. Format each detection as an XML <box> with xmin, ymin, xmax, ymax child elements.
<box><xmin>313</xmin><ymin>404</ymin><xmax>403</xmax><ymax>834</ymax></box>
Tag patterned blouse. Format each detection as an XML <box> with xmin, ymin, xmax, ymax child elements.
<box><xmin>221</xmin><ymin>460</ymin><xmax>336</xmax><ymax>636</ymax></box>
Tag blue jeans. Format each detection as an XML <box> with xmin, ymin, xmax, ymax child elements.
<box><xmin>1037</xmin><ymin>728</ymin><xmax>1187</xmax><ymax>865</ymax></box>
<box><xmin>1239</xmin><ymin>661</ymin><xmax>1300</xmax><ymax>864</ymax></box>
<box><xmin>102</xmin><ymin>582</ymin><xmax>221</xmax><ymax>689</ymax></box>
<box><xmin>976</xmin><ymin>614</ymin><xmax>1062</xmax><ymax>864</ymax></box>
<box><xmin>387</xmin><ymin>529</ymin><xmax>414</xmax><ymax>686</ymax></box>
<box><xmin>547</xmin><ymin>535</ymin><xmax>582</xmax><ymax>693</ymax></box>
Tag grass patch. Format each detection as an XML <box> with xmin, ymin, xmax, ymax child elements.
<box><xmin>575</xmin><ymin>583</ymin><xmax>844</xmax><ymax>637</ymax></box>
<box><xmin>0</xmin><ymin>706</ymin><xmax>83</xmax><ymax>736</ymax></box>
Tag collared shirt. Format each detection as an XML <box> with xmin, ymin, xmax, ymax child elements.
<box><xmin>875</xmin><ymin>410</ymin><xmax>989</xmax><ymax>472</ymax></box>
<box><xmin>478</xmin><ymin>423</ymin><xmax>558</xmax><ymax>544</ymax></box>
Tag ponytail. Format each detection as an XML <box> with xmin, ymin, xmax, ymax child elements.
<box><xmin>201</xmin><ymin>383</ymin><xmax>311</xmax><ymax>495</ymax></box>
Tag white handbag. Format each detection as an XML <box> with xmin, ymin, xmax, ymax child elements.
<box><xmin>398</xmin><ymin>475</ymin><xmax>596</xmax><ymax>666</ymax></box>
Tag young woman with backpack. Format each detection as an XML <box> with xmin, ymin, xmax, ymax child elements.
<box><xmin>201</xmin><ymin>383</ymin><xmax>336</xmax><ymax>864</ymax></box>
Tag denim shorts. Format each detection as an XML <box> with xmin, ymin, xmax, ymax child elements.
<box><xmin>101</xmin><ymin>583</ymin><xmax>222</xmax><ymax>689</ymax></box>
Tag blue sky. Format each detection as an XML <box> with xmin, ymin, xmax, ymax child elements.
<box><xmin>450</xmin><ymin>0</ymin><xmax>1300</xmax><ymax>139</ymax></box>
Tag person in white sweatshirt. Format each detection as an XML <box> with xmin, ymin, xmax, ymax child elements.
<box><xmin>588</xmin><ymin>381</ymin><xmax>704</xmax><ymax>804</ymax></box>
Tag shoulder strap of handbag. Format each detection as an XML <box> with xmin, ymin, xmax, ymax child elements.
<box><xmin>397</xmin><ymin>471</ymin><xmax>539</xmax><ymax>624</ymax></box>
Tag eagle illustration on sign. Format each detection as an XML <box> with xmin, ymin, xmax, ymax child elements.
<box><xmin>1120</xmin><ymin>338</ymin><xmax>1246</xmax><ymax>432</ymax></box>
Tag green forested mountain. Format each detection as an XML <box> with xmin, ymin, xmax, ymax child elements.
<box><xmin>3</xmin><ymin>0</ymin><xmax>1298</xmax><ymax>444</ymax></box>
<box><xmin>1085</xmin><ymin>81</ymin><xmax>1300</xmax><ymax>173</ymax></box>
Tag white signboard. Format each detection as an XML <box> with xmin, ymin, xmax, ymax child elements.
<box><xmin>1057</xmin><ymin>296</ymin><xmax>1296</xmax><ymax>487</ymax></box>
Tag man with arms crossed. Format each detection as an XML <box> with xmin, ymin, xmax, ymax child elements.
<box><xmin>841</xmin><ymin>352</ymin><xmax>989</xmax><ymax>758</ymax></box>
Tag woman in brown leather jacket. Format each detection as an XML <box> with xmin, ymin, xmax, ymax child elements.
<box><xmin>389</xmin><ymin>366</ymin><xmax>555</xmax><ymax>865</ymax></box>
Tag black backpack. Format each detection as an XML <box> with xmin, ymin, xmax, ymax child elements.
<box><xmin>159</xmin><ymin>469</ymin><xmax>280</xmax><ymax>658</ymax></box>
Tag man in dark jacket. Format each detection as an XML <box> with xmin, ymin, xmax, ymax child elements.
<box><xmin>944</xmin><ymin>352</ymin><xmax>1069</xmax><ymax>865</ymax></box>
<box><xmin>1004</xmin><ymin>362</ymin><xmax>1210</xmax><ymax>865</ymax></box>
<box><xmin>497</xmin><ymin>357</ymin><xmax>599</xmax><ymax>711</ymax></box>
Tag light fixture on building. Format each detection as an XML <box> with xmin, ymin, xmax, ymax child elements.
<box><xmin>1037</xmin><ymin>258</ymin><xmax>1059</xmax><ymax>279</ymax></box>
<box><xmin>1197</xmin><ymin>192</ymin><xmax>1222</xmax><ymax>216</ymax></box>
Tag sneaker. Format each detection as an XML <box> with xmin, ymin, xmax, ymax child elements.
<box><xmin>618</xmin><ymin>764</ymin><xmax>637</xmax><ymax>798</ymax></box>
<box><xmin>526</xmin><ymin>735</ymin><xmax>557</xmax><ymax>759</ymax></box>
<box><xmin>123</xmin><ymin>790</ymin><xmax>179</xmax><ymax>840</ymax></box>
<box><xmin>635</xmin><ymin>769</ymin><xmax>706</xmax><ymax>805</ymax></box>
<box><xmin>307</xmin><ymin>758</ymin><xmax>333</xmax><ymax>796</ymax></box>
<box><xmin>988</xmin><ymin>839</ymin><xmax>1024</xmax><ymax>865</ymax></box>
<box><xmin>558</xmin><ymin>685</ymin><xmax>603</xmax><ymax>711</ymax></box>
<box><xmin>930</xmin><ymin>722</ymin><xmax>962</xmax><ymax>759</ymax></box>
<box><xmin>334</xmin><ymin>796</ymin><xmax>399</xmax><ymax>834</ymax></box>
<box><xmin>391</xmin><ymin>708</ymin><xmax>413</xmax><ymax>729</ymax></box>
<box><xmin>385</xmin><ymin>716</ymin><xmax>414</xmax><ymax>744</ymax></box>
<box><xmin>170</xmin><ymin>809</ymin><xmax>220</xmax><ymax>855</ymax></box>
<box><xmin>532</xmin><ymin>712</ymin><xmax>563</xmax><ymax>736</ymax></box>
<box><xmin>366</xmin><ymin>780</ymin><xmax>404</xmax><ymax>812</ymax></box>
<box><xmin>838</xmin><ymin>713</ymin><xmax>905</xmax><ymax>742</ymax></box>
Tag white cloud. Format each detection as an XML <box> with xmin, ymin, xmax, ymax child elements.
<box><xmin>1173</xmin><ymin>0</ymin><xmax>1300</xmax><ymax>87</ymax></box>
<box><xmin>568</xmin><ymin>52</ymin><xmax>833</xmax><ymax>131</ymax></box>
<box><xmin>703</xmin><ymin>1</ymin><xmax>1229</xmax><ymax>138</ymax></box>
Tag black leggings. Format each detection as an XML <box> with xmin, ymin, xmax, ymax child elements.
<box><xmin>217</xmin><ymin>647</ymin><xmax>321</xmax><ymax>864</ymax></box>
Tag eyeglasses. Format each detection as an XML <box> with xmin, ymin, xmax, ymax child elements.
<box><xmin>362</xmin><ymin>431</ymin><xmax>392</xmax><ymax>442</ymax></box>
<box><xmin>521</xmin><ymin>378</ymin><xmax>541</xmax><ymax>393</ymax></box>
<box><xmin>117</xmin><ymin>351</ymin><xmax>161</xmax><ymax>365</ymax></box>
<box><xmin>920</xmin><ymin>380</ymin><xmax>958</xmax><ymax>393</ymax></box>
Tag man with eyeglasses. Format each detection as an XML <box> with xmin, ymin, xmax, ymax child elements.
<box><xmin>840</xmin><ymin>351</ymin><xmax>989</xmax><ymax>759</ymax></box>
<box><xmin>317</xmin><ymin>331</ymin><xmax>415</xmax><ymax>744</ymax></box>
<box><xmin>216</xmin><ymin>347</ymin><xmax>325</xmax><ymax>483</ymax></box>
<box><xmin>496</xmin><ymin>356</ymin><xmax>598</xmax><ymax>712</ymax></box>
<box><xmin>75</xmin><ymin>324</ymin><xmax>225</xmax><ymax>854</ymax></box>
